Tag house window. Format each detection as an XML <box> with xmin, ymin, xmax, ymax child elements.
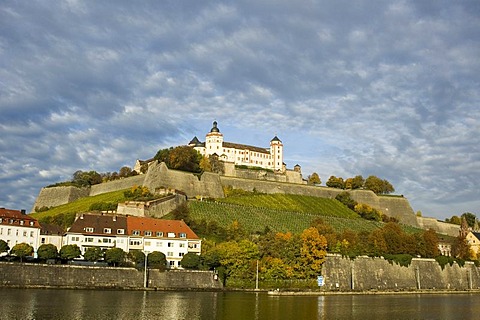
<box><xmin>132</xmin><ymin>230</ymin><xmax>140</xmax><ymax>236</ymax></box>
<box><xmin>117</xmin><ymin>229</ymin><xmax>124</xmax><ymax>235</ymax></box>
<box><xmin>168</xmin><ymin>242</ymin><xmax>174</xmax><ymax>247</ymax></box>
<box><xmin>7</xmin><ymin>229</ymin><xmax>11</xmax><ymax>235</ymax></box>
<box><xmin>145</xmin><ymin>231</ymin><xmax>152</xmax><ymax>237</ymax></box>
<box><xmin>30</xmin><ymin>221</ymin><xmax>34</xmax><ymax>226</ymax></box>
<box><xmin>85</xmin><ymin>237</ymin><xmax>93</xmax><ymax>243</ymax></box>
<box><xmin>145</xmin><ymin>241</ymin><xmax>151</xmax><ymax>246</ymax></box>
<box><xmin>169</xmin><ymin>261</ymin><xmax>175</xmax><ymax>266</ymax></box>
<box><xmin>179</xmin><ymin>233</ymin><xmax>187</xmax><ymax>238</ymax></box>
<box><xmin>167</xmin><ymin>252</ymin><xmax>174</xmax><ymax>257</ymax></box>
<box><xmin>41</xmin><ymin>237</ymin><xmax>46</xmax><ymax>244</ymax></box>
<box><xmin>72</xmin><ymin>236</ymin><xmax>80</xmax><ymax>242</ymax></box>
<box><xmin>23</xmin><ymin>231</ymin><xmax>27</xmax><ymax>236</ymax></box>
<box><xmin>0</xmin><ymin>218</ymin><xmax>2</xmax><ymax>223</ymax></box>
<box><xmin>104</xmin><ymin>228</ymin><xmax>111</xmax><ymax>234</ymax></box>
<box><xmin>20</xmin><ymin>220</ymin><xmax>24</xmax><ymax>226</ymax></box>
<box><xmin>0</xmin><ymin>228</ymin><xmax>2</xmax><ymax>235</ymax></box>
<box><xmin>167</xmin><ymin>232</ymin><xmax>175</xmax><ymax>238</ymax></box>
<box><xmin>102</xmin><ymin>238</ymin><xmax>111</xmax><ymax>243</ymax></box>
<box><xmin>156</xmin><ymin>242</ymin><xmax>163</xmax><ymax>247</ymax></box>
<box><xmin>85</xmin><ymin>227</ymin><xmax>94</xmax><ymax>233</ymax></box>
<box><xmin>156</xmin><ymin>232</ymin><xmax>163</xmax><ymax>237</ymax></box>
<box><xmin>179</xmin><ymin>243</ymin><xmax>185</xmax><ymax>248</ymax></box>
<box><xmin>30</xmin><ymin>231</ymin><xmax>34</xmax><ymax>237</ymax></box>
<box><xmin>179</xmin><ymin>252</ymin><xmax>185</xmax><ymax>257</ymax></box>
<box><xmin>130</xmin><ymin>240</ymin><xmax>141</xmax><ymax>246</ymax></box>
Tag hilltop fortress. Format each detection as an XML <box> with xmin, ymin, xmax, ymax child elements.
<box><xmin>32</xmin><ymin>122</ymin><xmax>459</xmax><ymax>236</ymax></box>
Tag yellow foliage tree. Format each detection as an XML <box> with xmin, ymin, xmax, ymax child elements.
<box><xmin>300</xmin><ymin>227</ymin><xmax>327</xmax><ymax>277</ymax></box>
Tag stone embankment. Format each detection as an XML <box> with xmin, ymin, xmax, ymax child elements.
<box><xmin>0</xmin><ymin>262</ymin><xmax>222</xmax><ymax>290</ymax></box>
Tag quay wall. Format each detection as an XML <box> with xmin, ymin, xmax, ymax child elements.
<box><xmin>322</xmin><ymin>255</ymin><xmax>480</xmax><ymax>291</ymax></box>
<box><xmin>0</xmin><ymin>262</ymin><xmax>222</xmax><ymax>290</ymax></box>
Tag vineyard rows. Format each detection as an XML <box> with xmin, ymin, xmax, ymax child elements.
<box><xmin>188</xmin><ymin>201</ymin><xmax>384</xmax><ymax>234</ymax></box>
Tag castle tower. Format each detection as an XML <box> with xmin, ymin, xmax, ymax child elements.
<box><xmin>205</xmin><ymin>121</ymin><xmax>224</xmax><ymax>156</ymax></box>
<box><xmin>270</xmin><ymin>136</ymin><xmax>283</xmax><ymax>172</ymax></box>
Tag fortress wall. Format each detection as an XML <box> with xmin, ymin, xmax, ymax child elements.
<box><xmin>31</xmin><ymin>186</ymin><xmax>90</xmax><ymax>212</ymax></box>
<box><xmin>0</xmin><ymin>262</ymin><xmax>222</xmax><ymax>290</ymax></box>
<box><xmin>378</xmin><ymin>197</ymin><xmax>419</xmax><ymax>227</ymax></box>
<box><xmin>323</xmin><ymin>255</ymin><xmax>479</xmax><ymax>291</ymax></box>
<box><xmin>417</xmin><ymin>217</ymin><xmax>460</xmax><ymax>237</ymax></box>
<box><xmin>142</xmin><ymin>162</ymin><xmax>224</xmax><ymax>199</ymax></box>
<box><xmin>89</xmin><ymin>175</ymin><xmax>145</xmax><ymax>196</ymax></box>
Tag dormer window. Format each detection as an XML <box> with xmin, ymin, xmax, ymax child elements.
<box><xmin>29</xmin><ymin>221</ymin><xmax>34</xmax><ymax>226</ymax></box>
<box><xmin>167</xmin><ymin>232</ymin><xmax>175</xmax><ymax>238</ymax></box>
<box><xmin>117</xmin><ymin>229</ymin><xmax>125</xmax><ymax>235</ymax></box>
<box><xmin>145</xmin><ymin>231</ymin><xmax>152</xmax><ymax>237</ymax></box>
<box><xmin>179</xmin><ymin>233</ymin><xmax>187</xmax><ymax>238</ymax></box>
<box><xmin>132</xmin><ymin>230</ymin><xmax>140</xmax><ymax>236</ymax></box>
<box><xmin>20</xmin><ymin>220</ymin><xmax>24</xmax><ymax>226</ymax></box>
<box><xmin>85</xmin><ymin>227</ymin><xmax>94</xmax><ymax>233</ymax></box>
<box><xmin>104</xmin><ymin>228</ymin><xmax>111</xmax><ymax>234</ymax></box>
<box><xmin>156</xmin><ymin>231</ymin><xmax>163</xmax><ymax>237</ymax></box>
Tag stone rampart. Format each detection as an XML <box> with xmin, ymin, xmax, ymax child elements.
<box><xmin>0</xmin><ymin>262</ymin><xmax>222</xmax><ymax>290</ymax></box>
<box><xmin>32</xmin><ymin>186</ymin><xmax>90</xmax><ymax>212</ymax></box>
<box><xmin>116</xmin><ymin>193</ymin><xmax>187</xmax><ymax>218</ymax></box>
<box><xmin>417</xmin><ymin>217</ymin><xmax>460</xmax><ymax>237</ymax></box>
<box><xmin>322</xmin><ymin>254</ymin><xmax>479</xmax><ymax>291</ymax></box>
<box><xmin>90</xmin><ymin>175</ymin><xmax>146</xmax><ymax>196</ymax></box>
<box><xmin>142</xmin><ymin>162</ymin><xmax>224</xmax><ymax>199</ymax></box>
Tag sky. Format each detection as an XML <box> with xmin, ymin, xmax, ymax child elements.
<box><xmin>1</xmin><ymin>1</ymin><xmax>479</xmax><ymax>220</ymax></box>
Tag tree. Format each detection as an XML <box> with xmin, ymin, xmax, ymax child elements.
<box><xmin>84</xmin><ymin>247</ymin><xmax>104</xmax><ymax>262</ymax></box>
<box><xmin>326</xmin><ymin>176</ymin><xmax>344</xmax><ymax>189</ymax></box>
<box><xmin>105</xmin><ymin>248</ymin><xmax>125</xmax><ymax>266</ymax></box>
<box><xmin>299</xmin><ymin>227</ymin><xmax>327</xmax><ymax>277</ymax></box>
<box><xmin>461</xmin><ymin>212</ymin><xmax>477</xmax><ymax>229</ymax></box>
<box><xmin>364</xmin><ymin>175</ymin><xmax>395</xmax><ymax>195</ymax></box>
<box><xmin>59</xmin><ymin>244</ymin><xmax>81</xmax><ymax>261</ymax></box>
<box><xmin>351</xmin><ymin>175</ymin><xmax>365</xmax><ymax>189</ymax></box>
<box><xmin>119</xmin><ymin>166</ymin><xmax>133</xmax><ymax>178</ymax></box>
<box><xmin>148</xmin><ymin>251</ymin><xmax>167</xmax><ymax>270</ymax></box>
<box><xmin>72</xmin><ymin>170</ymin><xmax>102</xmax><ymax>187</ymax></box>
<box><xmin>354</xmin><ymin>203</ymin><xmax>382</xmax><ymax>221</ymax></box>
<box><xmin>335</xmin><ymin>192</ymin><xmax>357</xmax><ymax>210</ymax></box>
<box><xmin>422</xmin><ymin>229</ymin><xmax>440</xmax><ymax>258</ymax></box>
<box><xmin>10</xmin><ymin>243</ymin><xmax>34</xmax><ymax>262</ymax></box>
<box><xmin>168</xmin><ymin>146</ymin><xmax>202</xmax><ymax>173</ymax></box>
<box><xmin>307</xmin><ymin>172</ymin><xmax>321</xmax><ymax>185</ymax></box>
<box><xmin>181</xmin><ymin>253</ymin><xmax>201</xmax><ymax>269</ymax></box>
<box><xmin>37</xmin><ymin>244</ymin><xmax>58</xmax><ymax>260</ymax></box>
<box><xmin>0</xmin><ymin>240</ymin><xmax>9</xmax><ymax>255</ymax></box>
<box><xmin>199</xmin><ymin>156</ymin><xmax>212</xmax><ymax>172</ymax></box>
<box><xmin>446</xmin><ymin>215</ymin><xmax>462</xmax><ymax>225</ymax></box>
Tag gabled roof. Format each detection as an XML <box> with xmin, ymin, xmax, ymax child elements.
<box><xmin>0</xmin><ymin>208</ymin><xmax>40</xmax><ymax>228</ymax></box>
<box><xmin>67</xmin><ymin>213</ymin><xmax>127</xmax><ymax>236</ymax></box>
<box><xmin>40</xmin><ymin>223</ymin><xmax>65</xmax><ymax>236</ymax></box>
<box><xmin>126</xmin><ymin>216</ymin><xmax>199</xmax><ymax>239</ymax></box>
<box><xmin>471</xmin><ymin>231</ymin><xmax>480</xmax><ymax>241</ymax></box>
<box><xmin>223</xmin><ymin>142</ymin><xmax>270</xmax><ymax>154</ymax></box>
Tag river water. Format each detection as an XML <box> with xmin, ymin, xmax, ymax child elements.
<box><xmin>1</xmin><ymin>288</ymin><xmax>479</xmax><ymax>319</ymax></box>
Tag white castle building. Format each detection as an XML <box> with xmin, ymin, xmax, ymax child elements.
<box><xmin>189</xmin><ymin>121</ymin><xmax>284</xmax><ymax>172</ymax></box>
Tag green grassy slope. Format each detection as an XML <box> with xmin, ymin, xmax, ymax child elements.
<box><xmin>30</xmin><ymin>189</ymin><xmax>128</xmax><ymax>219</ymax></box>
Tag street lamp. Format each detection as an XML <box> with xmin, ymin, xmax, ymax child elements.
<box><xmin>144</xmin><ymin>251</ymin><xmax>149</xmax><ymax>288</ymax></box>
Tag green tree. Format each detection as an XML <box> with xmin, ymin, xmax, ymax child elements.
<box><xmin>0</xmin><ymin>240</ymin><xmax>9</xmax><ymax>255</ymax></box>
<box><xmin>83</xmin><ymin>247</ymin><xmax>104</xmax><ymax>262</ymax></box>
<box><xmin>181</xmin><ymin>253</ymin><xmax>201</xmax><ymax>269</ymax></box>
<box><xmin>10</xmin><ymin>243</ymin><xmax>34</xmax><ymax>262</ymax></box>
<box><xmin>118</xmin><ymin>166</ymin><xmax>133</xmax><ymax>178</ymax></box>
<box><xmin>127</xmin><ymin>249</ymin><xmax>146</xmax><ymax>267</ymax></box>
<box><xmin>217</xmin><ymin>239</ymin><xmax>259</xmax><ymax>280</ymax></box>
<box><xmin>154</xmin><ymin>147</ymin><xmax>173</xmax><ymax>164</ymax></box>
<box><xmin>168</xmin><ymin>146</ymin><xmax>202</xmax><ymax>173</ymax></box>
<box><xmin>72</xmin><ymin>170</ymin><xmax>102</xmax><ymax>187</ymax></box>
<box><xmin>199</xmin><ymin>156</ymin><xmax>212</xmax><ymax>172</ymax></box>
<box><xmin>335</xmin><ymin>192</ymin><xmax>358</xmax><ymax>210</ymax></box>
<box><xmin>105</xmin><ymin>248</ymin><xmax>126</xmax><ymax>267</ymax></box>
<box><xmin>59</xmin><ymin>244</ymin><xmax>81</xmax><ymax>261</ymax></box>
<box><xmin>461</xmin><ymin>212</ymin><xmax>477</xmax><ymax>228</ymax></box>
<box><xmin>148</xmin><ymin>251</ymin><xmax>167</xmax><ymax>270</ymax></box>
<box><xmin>446</xmin><ymin>215</ymin><xmax>462</xmax><ymax>225</ymax></box>
<box><xmin>37</xmin><ymin>244</ymin><xmax>58</xmax><ymax>260</ymax></box>
<box><xmin>307</xmin><ymin>172</ymin><xmax>321</xmax><ymax>185</ymax></box>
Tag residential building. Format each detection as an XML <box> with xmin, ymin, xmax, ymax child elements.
<box><xmin>466</xmin><ymin>231</ymin><xmax>480</xmax><ymax>257</ymax></box>
<box><xmin>39</xmin><ymin>223</ymin><xmax>64</xmax><ymax>249</ymax></box>
<box><xmin>65</xmin><ymin>212</ymin><xmax>201</xmax><ymax>268</ymax></box>
<box><xmin>0</xmin><ymin>208</ymin><xmax>41</xmax><ymax>254</ymax></box>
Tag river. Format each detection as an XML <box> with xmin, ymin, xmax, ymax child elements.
<box><xmin>1</xmin><ymin>288</ymin><xmax>479</xmax><ymax>319</ymax></box>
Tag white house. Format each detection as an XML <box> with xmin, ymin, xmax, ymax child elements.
<box><xmin>0</xmin><ymin>208</ymin><xmax>41</xmax><ymax>255</ymax></box>
<box><xmin>189</xmin><ymin>121</ymin><xmax>284</xmax><ymax>172</ymax></box>
<box><xmin>65</xmin><ymin>212</ymin><xmax>201</xmax><ymax>268</ymax></box>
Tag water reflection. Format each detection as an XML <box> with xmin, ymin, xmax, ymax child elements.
<box><xmin>2</xmin><ymin>288</ymin><xmax>480</xmax><ymax>319</ymax></box>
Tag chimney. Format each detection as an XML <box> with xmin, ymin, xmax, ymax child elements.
<box><xmin>113</xmin><ymin>216</ymin><xmax>117</xmax><ymax>222</ymax></box>
<box><xmin>21</xmin><ymin>209</ymin><xmax>26</xmax><ymax>215</ymax></box>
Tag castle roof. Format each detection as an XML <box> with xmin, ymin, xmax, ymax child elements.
<box><xmin>188</xmin><ymin>136</ymin><xmax>204</xmax><ymax>147</ymax></box>
<box><xmin>271</xmin><ymin>135</ymin><xmax>282</xmax><ymax>143</ymax></box>
<box><xmin>210</xmin><ymin>121</ymin><xmax>220</xmax><ymax>133</ymax></box>
<box><xmin>223</xmin><ymin>142</ymin><xmax>270</xmax><ymax>154</ymax></box>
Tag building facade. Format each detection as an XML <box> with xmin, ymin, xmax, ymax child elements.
<box><xmin>65</xmin><ymin>212</ymin><xmax>201</xmax><ymax>268</ymax></box>
<box><xmin>189</xmin><ymin>121</ymin><xmax>284</xmax><ymax>172</ymax></box>
<box><xmin>0</xmin><ymin>208</ymin><xmax>41</xmax><ymax>254</ymax></box>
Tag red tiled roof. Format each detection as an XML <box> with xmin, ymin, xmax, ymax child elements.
<box><xmin>126</xmin><ymin>216</ymin><xmax>199</xmax><ymax>239</ymax></box>
<box><xmin>0</xmin><ymin>208</ymin><xmax>40</xmax><ymax>228</ymax></box>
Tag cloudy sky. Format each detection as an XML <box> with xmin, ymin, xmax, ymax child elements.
<box><xmin>1</xmin><ymin>1</ymin><xmax>479</xmax><ymax>220</ymax></box>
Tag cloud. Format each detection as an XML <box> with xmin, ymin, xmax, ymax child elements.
<box><xmin>1</xmin><ymin>1</ymin><xmax>479</xmax><ymax>220</ymax></box>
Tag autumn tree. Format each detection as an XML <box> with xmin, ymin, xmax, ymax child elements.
<box><xmin>422</xmin><ymin>229</ymin><xmax>440</xmax><ymax>258</ymax></box>
<box><xmin>326</xmin><ymin>176</ymin><xmax>345</xmax><ymax>189</ymax></box>
<box><xmin>118</xmin><ymin>166</ymin><xmax>133</xmax><ymax>178</ymax></box>
<box><xmin>451</xmin><ymin>236</ymin><xmax>472</xmax><ymax>260</ymax></box>
<box><xmin>72</xmin><ymin>170</ymin><xmax>103</xmax><ymax>187</ymax></box>
<box><xmin>364</xmin><ymin>175</ymin><xmax>395</xmax><ymax>194</ymax></box>
<box><xmin>346</xmin><ymin>175</ymin><xmax>364</xmax><ymax>190</ymax></box>
<box><xmin>310</xmin><ymin>218</ymin><xmax>338</xmax><ymax>252</ymax></box>
<box><xmin>10</xmin><ymin>243</ymin><xmax>34</xmax><ymax>262</ymax></box>
<box><xmin>168</xmin><ymin>146</ymin><xmax>202</xmax><ymax>173</ymax></box>
<box><xmin>354</xmin><ymin>203</ymin><xmax>382</xmax><ymax>221</ymax></box>
<box><xmin>299</xmin><ymin>227</ymin><xmax>327</xmax><ymax>277</ymax></box>
<box><xmin>216</xmin><ymin>240</ymin><xmax>259</xmax><ymax>280</ymax></box>
<box><xmin>445</xmin><ymin>215</ymin><xmax>462</xmax><ymax>225</ymax></box>
<box><xmin>461</xmin><ymin>212</ymin><xmax>477</xmax><ymax>229</ymax></box>
<box><xmin>307</xmin><ymin>172</ymin><xmax>321</xmax><ymax>185</ymax></box>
